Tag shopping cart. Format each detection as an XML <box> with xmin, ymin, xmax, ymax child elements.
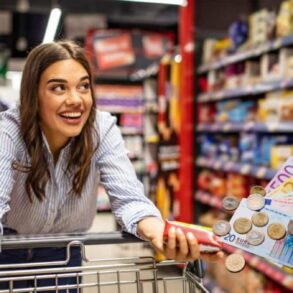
<box><xmin>0</xmin><ymin>232</ymin><xmax>209</xmax><ymax>293</ymax></box>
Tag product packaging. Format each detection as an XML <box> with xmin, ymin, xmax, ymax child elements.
<box><xmin>163</xmin><ymin>220</ymin><xmax>222</xmax><ymax>253</ymax></box>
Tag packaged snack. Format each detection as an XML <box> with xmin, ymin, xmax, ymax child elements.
<box><xmin>163</xmin><ymin>220</ymin><xmax>222</xmax><ymax>253</ymax></box>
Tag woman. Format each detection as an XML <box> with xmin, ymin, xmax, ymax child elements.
<box><xmin>0</xmin><ymin>41</ymin><xmax>222</xmax><ymax>290</ymax></box>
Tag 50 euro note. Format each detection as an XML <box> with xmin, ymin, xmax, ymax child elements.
<box><xmin>220</xmin><ymin>199</ymin><xmax>293</xmax><ymax>268</ymax></box>
<box><xmin>266</xmin><ymin>157</ymin><xmax>293</xmax><ymax>194</ymax></box>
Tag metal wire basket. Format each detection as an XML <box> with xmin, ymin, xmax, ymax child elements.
<box><xmin>0</xmin><ymin>232</ymin><xmax>209</xmax><ymax>293</ymax></box>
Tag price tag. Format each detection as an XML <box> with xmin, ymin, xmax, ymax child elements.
<box><xmin>283</xmin><ymin>276</ymin><xmax>293</xmax><ymax>288</ymax></box>
<box><xmin>240</xmin><ymin>164</ymin><xmax>250</xmax><ymax>174</ymax></box>
<box><xmin>274</xmin><ymin>39</ymin><xmax>282</xmax><ymax>49</ymax></box>
<box><xmin>245</xmin><ymin>85</ymin><xmax>253</xmax><ymax>93</ymax></box>
<box><xmin>214</xmin><ymin>161</ymin><xmax>221</xmax><ymax>169</ymax></box>
<box><xmin>225</xmin><ymin>161</ymin><xmax>234</xmax><ymax>171</ymax></box>
<box><xmin>197</xmin><ymin>158</ymin><xmax>204</xmax><ymax>165</ymax></box>
<box><xmin>223</xmin><ymin>123</ymin><xmax>231</xmax><ymax>131</ymax></box>
<box><xmin>211</xmin><ymin>124</ymin><xmax>218</xmax><ymax>131</ymax></box>
<box><xmin>210</xmin><ymin>196</ymin><xmax>218</xmax><ymax>206</ymax></box>
<box><xmin>281</xmin><ymin>79</ymin><xmax>289</xmax><ymax>88</ymax></box>
<box><xmin>257</xmin><ymin>167</ymin><xmax>267</xmax><ymax>178</ymax></box>
<box><xmin>267</xmin><ymin>123</ymin><xmax>278</xmax><ymax>132</ymax></box>
<box><xmin>217</xmin><ymin>91</ymin><xmax>224</xmax><ymax>99</ymax></box>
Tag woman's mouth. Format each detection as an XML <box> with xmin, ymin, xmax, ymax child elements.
<box><xmin>59</xmin><ymin>111</ymin><xmax>83</xmax><ymax>124</ymax></box>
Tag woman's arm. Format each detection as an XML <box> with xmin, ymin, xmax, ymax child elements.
<box><xmin>95</xmin><ymin>112</ymin><xmax>162</xmax><ymax>236</ymax></box>
<box><xmin>96</xmin><ymin>112</ymin><xmax>223</xmax><ymax>262</ymax></box>
<box><xmin>0</xmin><ymin>130</ymin><xmax>17</xmax><ymax>230</ymax></box>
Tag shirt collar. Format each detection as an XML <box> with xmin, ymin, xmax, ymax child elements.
<box><xmin>41</xmin><ymin>131</ymin><xmax>73</xmax><ymax>159</ymax></box>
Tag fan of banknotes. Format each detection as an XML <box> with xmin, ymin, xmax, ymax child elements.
<box><xmin>212</xmin><ymin>158</ymin><xmax>293</xmax><ymax>273</ymax></box>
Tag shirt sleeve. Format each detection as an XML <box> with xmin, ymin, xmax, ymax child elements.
<box><xmin>95</xmin><ymin>111</ymin><xmax>162</xmax><ymax>236</ymax></box>
<box><xmin>0</xmin><ymin>131</ymin><xmax>17</xmax><ymax>234</ymax></box>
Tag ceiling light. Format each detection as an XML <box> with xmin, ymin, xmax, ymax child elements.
<box><xmin>43</xmin><ymin>7</ymin><xmax>62</xmax><ymax>43</ymax></box>
<box><xmin>120</xmin><ymin>0</ymin><xmax>187</xmax><ymax>6</ymax></box>
<box><xmin>16</xmin><ymin>0</ymin><xmax>30</xmax><ymax>13</ymax></box>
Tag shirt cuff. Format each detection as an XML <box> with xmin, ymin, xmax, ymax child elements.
<box><xmin>122</xmin><ymin>205</ymin><xmax>162</xmax><ymax>238</ymax></box>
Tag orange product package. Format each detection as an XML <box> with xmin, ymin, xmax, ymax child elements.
<box><xmin>163</xmin><ymin>220</ymin><xmax>222</xmax><ymax>253</ymax></box>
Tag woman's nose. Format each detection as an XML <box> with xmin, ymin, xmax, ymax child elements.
<box><xmin>66</xmin><ymin>90</ymin><xmax>82</xmax><ymax>105</ymax></box>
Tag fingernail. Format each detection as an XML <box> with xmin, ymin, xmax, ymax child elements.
<box><xmin>218</xmin><ymin>251</ymin><xmax>224</xmax><ymax>258</ymax></box>
<box><xmin>187</xmin><ymin>232</ymin><xmax>194</xmax><ymax>239</ymax></box>
<box><xmin>170</xmin><ymin>227</ymin><xmax>176</xmax><ymax>233</ymax></box>
<box><xmin>177</xmin><ymin>228</ymin><xmax>183</xmax><ymax>234</ymax></box>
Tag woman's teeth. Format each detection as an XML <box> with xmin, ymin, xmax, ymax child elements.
<box><xmin>60</xmin><ymin>112</ymin><xmax>82</xmax><ymax>118</ymax></box>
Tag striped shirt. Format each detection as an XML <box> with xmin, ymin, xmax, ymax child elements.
<box><xmin>0</xmin><ymin>106</ymin><xmax>161</xmax><ymax>236</ymax></box>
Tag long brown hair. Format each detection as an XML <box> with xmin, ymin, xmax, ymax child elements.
<box><xmin>14</xmin><ymin>40</ymin><xmax>99</xmax><ymax>202</ymax></box>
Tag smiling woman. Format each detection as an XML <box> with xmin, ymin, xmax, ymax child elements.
<box><xmin>0</xmin><ymin>40</ymin><xmax>222</xmax><ymax>290</ymax></box>
<box><xmin>38</xmin><ymin>59</ymin><xmax>93</xmax><ymax>161</ymax></box>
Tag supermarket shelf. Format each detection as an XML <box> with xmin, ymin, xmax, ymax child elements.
<box><xmin>196</xmin><ymin>157</ymin><xmax>276</xmax><ymax>180</ymax></box>
<box><xmin>197</xmin><ymin>122</ymin><xmax>293</xmax><ymax>133</ymax></box>
<box><xmin>198</xmin><ymin>35</ymin><xmax>293</xmax><ymax>74</ymax></box>
<box><xmin>120</xmin><ymin>128</ymin><xmax>143</xmax><ymax>135</ymax></box>
<box><xmin>96</xmin><ymin>107</ymin><xmax>144</xmax><ymax>114</ymax></box>
<box><xmin>198</xmin><ymin>78</ymin><xmax>293</xmax><ymax>103</ymax></box>
<box><xmin>95</xmin><ymin>73</ymin><xmax>142</xmax><ymax>84</ymax></box>
<box><xmin>222</xmin><ymin>243</ymin><xmax>293</xmax><ymax>291</ymax></box>
<box><xmin>195</xmin><ymin>190</ymin><xmax>223</xmax><ymax>210</ymax></box>
<box><xmin>145</xmin><ymin>135</ymin><xmax>159</xmax><ymax>143</ymax></box>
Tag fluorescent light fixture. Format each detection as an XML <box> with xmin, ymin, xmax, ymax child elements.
<box><xmin>120</xmin><ymin>0</ymin><xmax>187</xmax><ymax>6</ymax></box>
<box><xmin>42</xmin><ymin>7</ymin><xmax>62</xmax><ymax>44</ymax></box>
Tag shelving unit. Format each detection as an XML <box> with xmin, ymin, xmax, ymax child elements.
<box><xmin>197</xmin><ymin>121</ymin><xmax>293</xmax><ymax>133</ymax></box>
<box><xmin>196</xmin><ymin>156</ymin><xmax>276</xmax><ymax>180</ymax></box>
<box><xmin>194</xmin><ymin>3</ymin><xmax>293</xmax><ymax>291</ymax></box>
<box><xmin>198</xmin><ymin>78</ymin><xmax>293</xmax><ymax>103</ymax></box>
<box><xmin>198</xmin><ymin>35</ymin><xmax>293</xmax><ymax>74</ymax></box>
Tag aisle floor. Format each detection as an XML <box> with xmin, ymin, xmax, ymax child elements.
<box><xmin>81</xmin><ymin>213</ymin><xmax>198</xmax><ymax>293</ymax></box>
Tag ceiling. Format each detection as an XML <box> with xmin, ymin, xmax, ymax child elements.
<box><xmin>0</xmin><ymin>0</ymin><xmax>179</xmax><ymax>27</ymax></box>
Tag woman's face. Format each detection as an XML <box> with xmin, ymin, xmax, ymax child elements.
<box><xmin>38</xmin><ymin>59</ymin><xmax>93</xmax><ymax>153</ymax></box>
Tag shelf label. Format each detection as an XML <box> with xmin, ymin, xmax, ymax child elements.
<box><xmin>274</xmin><ymin>39</ymin><xmax>282</xmax><ymax>49</ymax></box>
<box><xmin>267</xmin><ymin>123</ymin><xmax>278</xmax><ymax>132</ymax></box>
<box><xmin>283</xmin><ymin>276</ymin><xmax>293</xmax><ymax>289</ymax></box>
<box><xmin>240</xmin><ymin>164</ymin><xmax>250</xmax><ymax>174</ymax></box>
<box><xmin>211</xmin><ymin>124</ymin><xmax>218</xmax><ymax>131</ymax></box>
<box><xmin>214</xmin><ymin>161</ymin><xmax>221</xmax><ymax>169</ymax></box>
<box><xmin>257</xmin><ymin>167</ymin><xmax>267</xmax><ymax>178</ymax></box>
<box><xmin>225</xmin><ymin>161</ymin><xmax>234</xmax><ymax>171</ymax></box>
<box><xmin>223</xmin><ymin>123</ymin><xmax>231</xmax><ymax>131</ymax></box>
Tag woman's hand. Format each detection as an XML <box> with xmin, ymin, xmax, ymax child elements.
<box><xmin>137</xmin><ymin>217</ymin><xmax>224</xmax><ymax>262</ymax></box>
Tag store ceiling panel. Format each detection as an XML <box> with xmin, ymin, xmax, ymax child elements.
<box><xmin>0</xmin><ymin>0</ymin><xmax>178</xmax><ymax>26</ymax></box>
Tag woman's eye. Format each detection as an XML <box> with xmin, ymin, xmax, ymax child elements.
<box><xmin>79</xmin><ymin>83</ymin><xmax>90</xmax><ymax>91</ymax></box>
<box><xmin>51</xmin><ymin>84</ymin><xmax>65</xmax><ymax>92</ymax></box>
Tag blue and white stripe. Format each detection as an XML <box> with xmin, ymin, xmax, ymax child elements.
<box><xmin>0</xmin><ymin>106</ymin><xmax>161</xmax><ymax>236</ymax></box>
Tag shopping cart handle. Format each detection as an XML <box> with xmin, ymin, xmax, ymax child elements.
<box><xmin>1</xmin><ymin>231</ymin><xmax>144</xmax><ymax>249</ymax></box>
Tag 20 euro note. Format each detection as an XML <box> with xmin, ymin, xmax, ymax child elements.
<box><xmin>265</xmin><ymin>197</ymin><xmax>293</xmax><ymax>215</ymax></box>
<box><xmin>221</xmin><ymin>199</ymin><xmax>293</xmax><ymax>268</ymax></box>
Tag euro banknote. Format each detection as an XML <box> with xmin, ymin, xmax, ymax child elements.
<box><xmin>266</xmin><ymin>157</ymin><xmax>293</xmax><ymax>194</ymax></box>
<box><xmin>265</xmin><ymin>198</ymin><xmax>293</xmax><ymax>215</ymax></box>
<box><xmin>267</xmin><ymin>175</ymin><xmax>293</xmax><ymax>199</ymax></box>
<box><xmin>221</xmin><ymin>199</ymin><xmax>293</xmax><ymax>268</ymax></box>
